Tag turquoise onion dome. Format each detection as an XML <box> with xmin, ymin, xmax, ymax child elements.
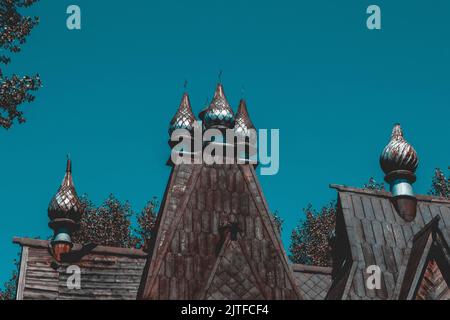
<box><xmin>201</xmin><ymin>83</ymin><xmax>235</xmax><ymax>129</ymax></box>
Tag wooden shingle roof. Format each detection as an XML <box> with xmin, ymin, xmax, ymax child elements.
<box><xmin>14</xmin><ymin>238</ymin><xmax>146</xmax><ymax>300</ymax></box>
<box><xmin>327</xmin><ymin>185</ymin><xmax>450</xmax><ymax>300</ymax></box>
<box><xmin>138</xmin><ymin>163</ymin><xmax>303</xmax><ymax>300</ymax></box>
<box><xmin>291</xmin><ymin>264</ymin><xmax>332</xmax><ymax>300</ymax></box>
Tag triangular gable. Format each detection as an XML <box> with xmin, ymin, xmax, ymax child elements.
<box><xmin>139</xmin><ymin>164</ymin><xmax>302</xmax><ymax>300</ymax></box>
<box><xmin>330</xmin><ymin>185</ymin><xmax>450</xmax><ymax>300</ymax></box>
<box><xmin>198</xmin><ymin>233</ymin><xmax>266</xmax><ymax>300</ymax></box>
<box><xmin>395</xmin><ymin>216</ymin><xmax>450</xmax><ymax>299</ymax></box>
<box><xmin>415</xmin><ymin>260</ymin><xmax>450</xmax><ymax>300</ymax></box>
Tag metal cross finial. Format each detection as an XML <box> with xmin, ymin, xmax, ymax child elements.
<box><xmin>183</xmin><ymin>79</ymin><xmax>188</xmax><ymax>91</ymax></box>
<box><xmin>218</xmin><ymin>70</ymin><xmax>223</xmax><ymax>83</ymax></box>
<box><xmin>241</xmin><ymin>85</ymin><xmax>245</xmax><ymax>98</ymax></box>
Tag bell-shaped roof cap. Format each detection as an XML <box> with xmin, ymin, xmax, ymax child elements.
<box><xmin>234</xmin><ymin>99</ymin><xmax>255</xmax><ymax>137</ymax></box>
<box><xmin>169</xmin><ymin>92</ymin><xmax>197</xmax><ymax>136</ymax></box>
<box><xmin>380</xmin><ymin>124</ymin><xmax>419</xmax><ymax>174</ymax></box>
<box><xmin>202</xmin><ymin>83</ymin><xmax>235</xmax><ymax>129</ymax></box>
<box><xmin>48</xmin><ymin>157</ymin><xmax>83</xmax><ymax>222</ymax></box>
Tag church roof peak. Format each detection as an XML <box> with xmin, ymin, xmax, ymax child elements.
<box><xmin>234</xmin><ymin>98</ymin><xmax>255</xmax><ymax>137</ymax></box>
<box><xmin>202</xmin><ymin>83</ymin><xmax>235</xmax><ymax>129</ymax></box>
<box><xmin>169</xmin><ymin>92</ymin><xmax>197</xmax><ymax>136</ymax></box>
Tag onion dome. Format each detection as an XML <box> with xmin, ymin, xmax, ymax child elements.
<box><xmin>202</xmin><ymin>83</ymin><xmax>235</xmax><ymax>129</ymax></box>
<box><xmin>380</xmin><ymin>124</ymin><xmax>419</xmax><ymax>175</ymax></box>
<box><xmin>169</xmin><ymin>93</ymin><xmax>197</xmax><ymax>136</ymax></box>
<box><xmin>48</xmin><ymin>157</ymin><xmax>83</xmax><ymax>223</ymax></box>
<box><xmin>234</xmin><ymin>99</ymin><xmax>255</xmax><ymax>138</ymax></box>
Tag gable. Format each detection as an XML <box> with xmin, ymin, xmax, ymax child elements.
<box><xmin>139</xmin><ymin>164</ymin><xmax>301</xmax><ymax>300</ymax></box>
<box><xmin>415</xmin><ymin>260</ymin><xmax>450</xmax><ymax>300</ymax></box>
<box><xmin>203</xmin><ymin>239</ymin><xmax>265</xmax><ymax>300</ymax></box>
<box><xmin>330</xmin><ymin>185</ymin><xmax>450</xmax><ymax>300</ymax></box>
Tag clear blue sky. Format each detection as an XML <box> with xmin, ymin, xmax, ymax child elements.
<box><xmin>1</xmin><ymin>0</ymin><xmax>449</xmax><ymax>285</ymax></box>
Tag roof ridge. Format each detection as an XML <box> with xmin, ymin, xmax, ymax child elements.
<box><xmin>291</xmin><ymin>264</ymin><xmax>333</xmax><ymax>275</ymax></box>
<box><xmin>13</xmin><ymin>237</ymin><xmax>147</xmax><ymax>258</ymax></box>
<box><xmin>330</xmin><ymin>184</ymin><xmax>450</xmax><ymax>204</ymax></box>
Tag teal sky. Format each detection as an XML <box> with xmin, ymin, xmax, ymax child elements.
<box><xmin>1</xmin><ymin>0</ymin><xmax>449</xmax><ymax>285</ymax></box>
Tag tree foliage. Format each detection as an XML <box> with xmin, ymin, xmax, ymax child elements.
<box><xmin>289</xmin><ymin>202</ymin><xmax>336</xmax><ymax>267</ymax></box>
<box><xmin>134</xmin><ymin>197</ymin><xmax>159</xmax><ymax>250</ymax></box>
<box><xmin>0</xmin><ymin>0</ymin><xmax>41</xmax><ymax>129</ymax></box>
<box><xmin>430</xmin><ymin>168</ymin><xmax>449</xmax><ymax>199</ymax></box>
<box><xmin>270</xmin><ymin>210</ymin><xmax>284</xmax><ymax>234</ymax></box>
<box><xmin>72</xmin><ymin>194</ymin><xmax>137</xmax><ymax>248</ymax></box>
<box><xmin>0</xmin><ymin>254</ymin><xmax>19</xmax><ymax>300</ymax></box>
<box><xmin>72</xmin><ymin>194</ymin><xmax>159</xmax><ymax>249</ymax></box>
<box><xmin>363</xmin><ymin>177</ymin><xmax>385</xmax><ymax>191</ymax></box>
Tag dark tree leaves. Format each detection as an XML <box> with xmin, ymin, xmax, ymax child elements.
<box><xmin>0</xmin><ymin>0</ymin><xmax>41</xmax><ymax>129</ymax></box>
<box><xmin>270</xmin><ymin>210</ymin><xmax>284</xmax><ymax>234</ymax></box>
<box><xmin>0</xmin><ymin>253</ymin><xmax>20</xmax><ymax>300</ymax></box>
<box><xmin>430</xmin><ymin>168</ymin><xmax>449</xmax><ymax>199</ymax></box>
<box><xmin>289</xmin><ymin>203</ymin><xmax>336</xmax><ymax>267</ymax></box>
<box><xmin>71</xmin><ymin>194</ymin><xmax>159</xmax><ymax>249</ymax></box>
<box><xmin>72</xmin><ymin>195</ymin><xmax>138</xmax><ymax>248</ymax></box>
<box><xmin>363</xmin><ymin>177</ymin><xmax>385</xmax><ymax>191</ymax></box>
<box><xmin>134</xmin><ymin>197</ymin><xmax>159</xmax><ymax>250</ymax></box>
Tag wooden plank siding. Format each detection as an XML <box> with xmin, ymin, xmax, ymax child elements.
<box><xmin>14</xmin><ymin>238</ymin><xmax>146</xmax><ymax>300</ymax></box>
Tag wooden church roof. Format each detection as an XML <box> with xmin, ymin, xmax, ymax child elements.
<box><xmin>291</xmin><ymin>264</ymin><xmax>332</xmax><ymax>300</ymax></box>
<box><xmin>327</xmin><ymin>185</ymin><xmax>450</xmax><ymax>300</ymax></box>
<box><xmin>13</xmin><ymin>238</ymin><xmax>146</xmax><ymax>300</ymax></box>
<box><xmin>138</xmin><ymin>163</ymin><xmax>303</xmax><ymax>300</ymax></box>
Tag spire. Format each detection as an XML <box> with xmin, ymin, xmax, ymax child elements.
<box><xmin>380</xmin><ymin>124</ymin><xmax>419</xmax><ymax>222</ymax></box>
<box><xmin>168</xmin><ymin>92</ymin><xmax>197</xmax><ymax>136</ymax></box>
<box><xmin>48</xmin><ymin>157</ymin><xmax>84</xmax><ymax>261</ymax></box>
<box><xmin>234</xmin><ymin>98</ymin><xmax>255</xmax><ymax>138</ymax></box>
<box><xmin>202</xmin><ymin>83</ymin><xmax>235</xmax><ymax>129</ymax></box>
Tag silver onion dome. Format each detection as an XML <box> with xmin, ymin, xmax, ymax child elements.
<box><xmin>169</xmin><ymin>93</ymin><xmax>197</xmax><ymax>136</ymax></box>
<box><xmin>202</xmin><ymin>83</ymin><xmax>235</xmax><ymax>129</ymax></box>
<box><xmin>380</xmin><ymin>124</ymin><xmax>419</xmax><ymax>175</ymax></box>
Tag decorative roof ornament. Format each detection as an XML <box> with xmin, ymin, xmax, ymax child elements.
<box><xmin>202</xmin><ymin>83</ymin><xmax>235</xmax><ymax>129</ymax></box>
<box><xmin>168</xmin><ymin>92</ymin><xmax>197</xmax><ymax>136</ymax></box>
<box><xmin>234</xmin><ymin>99</ymin><xmax>257</xmax><ymax>163</ymax></box>
<box><xmin>234</xmin><ymin>99</ymin><xmax>255</xmax><ymax>138</ymax></box>
<box><xmin>380</xmin><ymin>124</ymin><xmax>419</xmax><ymax>222</ymax></box>
<box><xmin>48</xmin><ymin>157</ymin><xmax>83</xmax><ymax>221</ymax></box>
<box><xmin>48</xmin><ymin>157</ymin><xmax>84</xmax><ymax>261</ymax></box>
<box><xmin>380</xmin><ymin>124</ymin><xmax>419</xmax><ymax>174</ymax></box>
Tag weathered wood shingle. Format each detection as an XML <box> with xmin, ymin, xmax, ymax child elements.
<box><xmin>14</xmin><ymin>238</ymin><xmax>146</xmax><ymax>300</ymax></box>
<box><xmin>139</xmin><ymin>164</ymin><xmax>302</xmax><ymax>300</ymax></box>
<box><xmin>291</xmin><ymin>264</ymin><xmax>332</xmax><ymax>300</ymax></box>
<box><xmin>328</xmin><ymin>185</ymin><xmax>450</xmax><ymax>300</ymax></box>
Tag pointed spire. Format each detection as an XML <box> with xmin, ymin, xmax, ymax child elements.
<box><xmin>380</xmin><ymin>124</ymin><xmax>419</xmax><ymax>174</ymax></box>
<box><xmin>234</xmin><ymin>99</ymin><xmax>255</xmax><ymax>137</ymax></box>
<box><xmin>202</xmin><ymin>83</ymin><xmax>235</xmax><ymax>129</ymax></box>
<box><xmin>48</xmin><ymin>157</ymin><xmax>84</xmax><ymax>260</ymax></box>
<box><xmin>391</xmin><ymin>123</ymin><xmax>405</xmax><ymax>141</ymax></box>
<box><xmin>169</xmin><ymin>92</ymin><xmax>197</xmax><ymax>136</ymax></box>
<box><xmin>48</xmin><ymin>157</ymin><xmax>83</xmax><ymax>220</ymax></box>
